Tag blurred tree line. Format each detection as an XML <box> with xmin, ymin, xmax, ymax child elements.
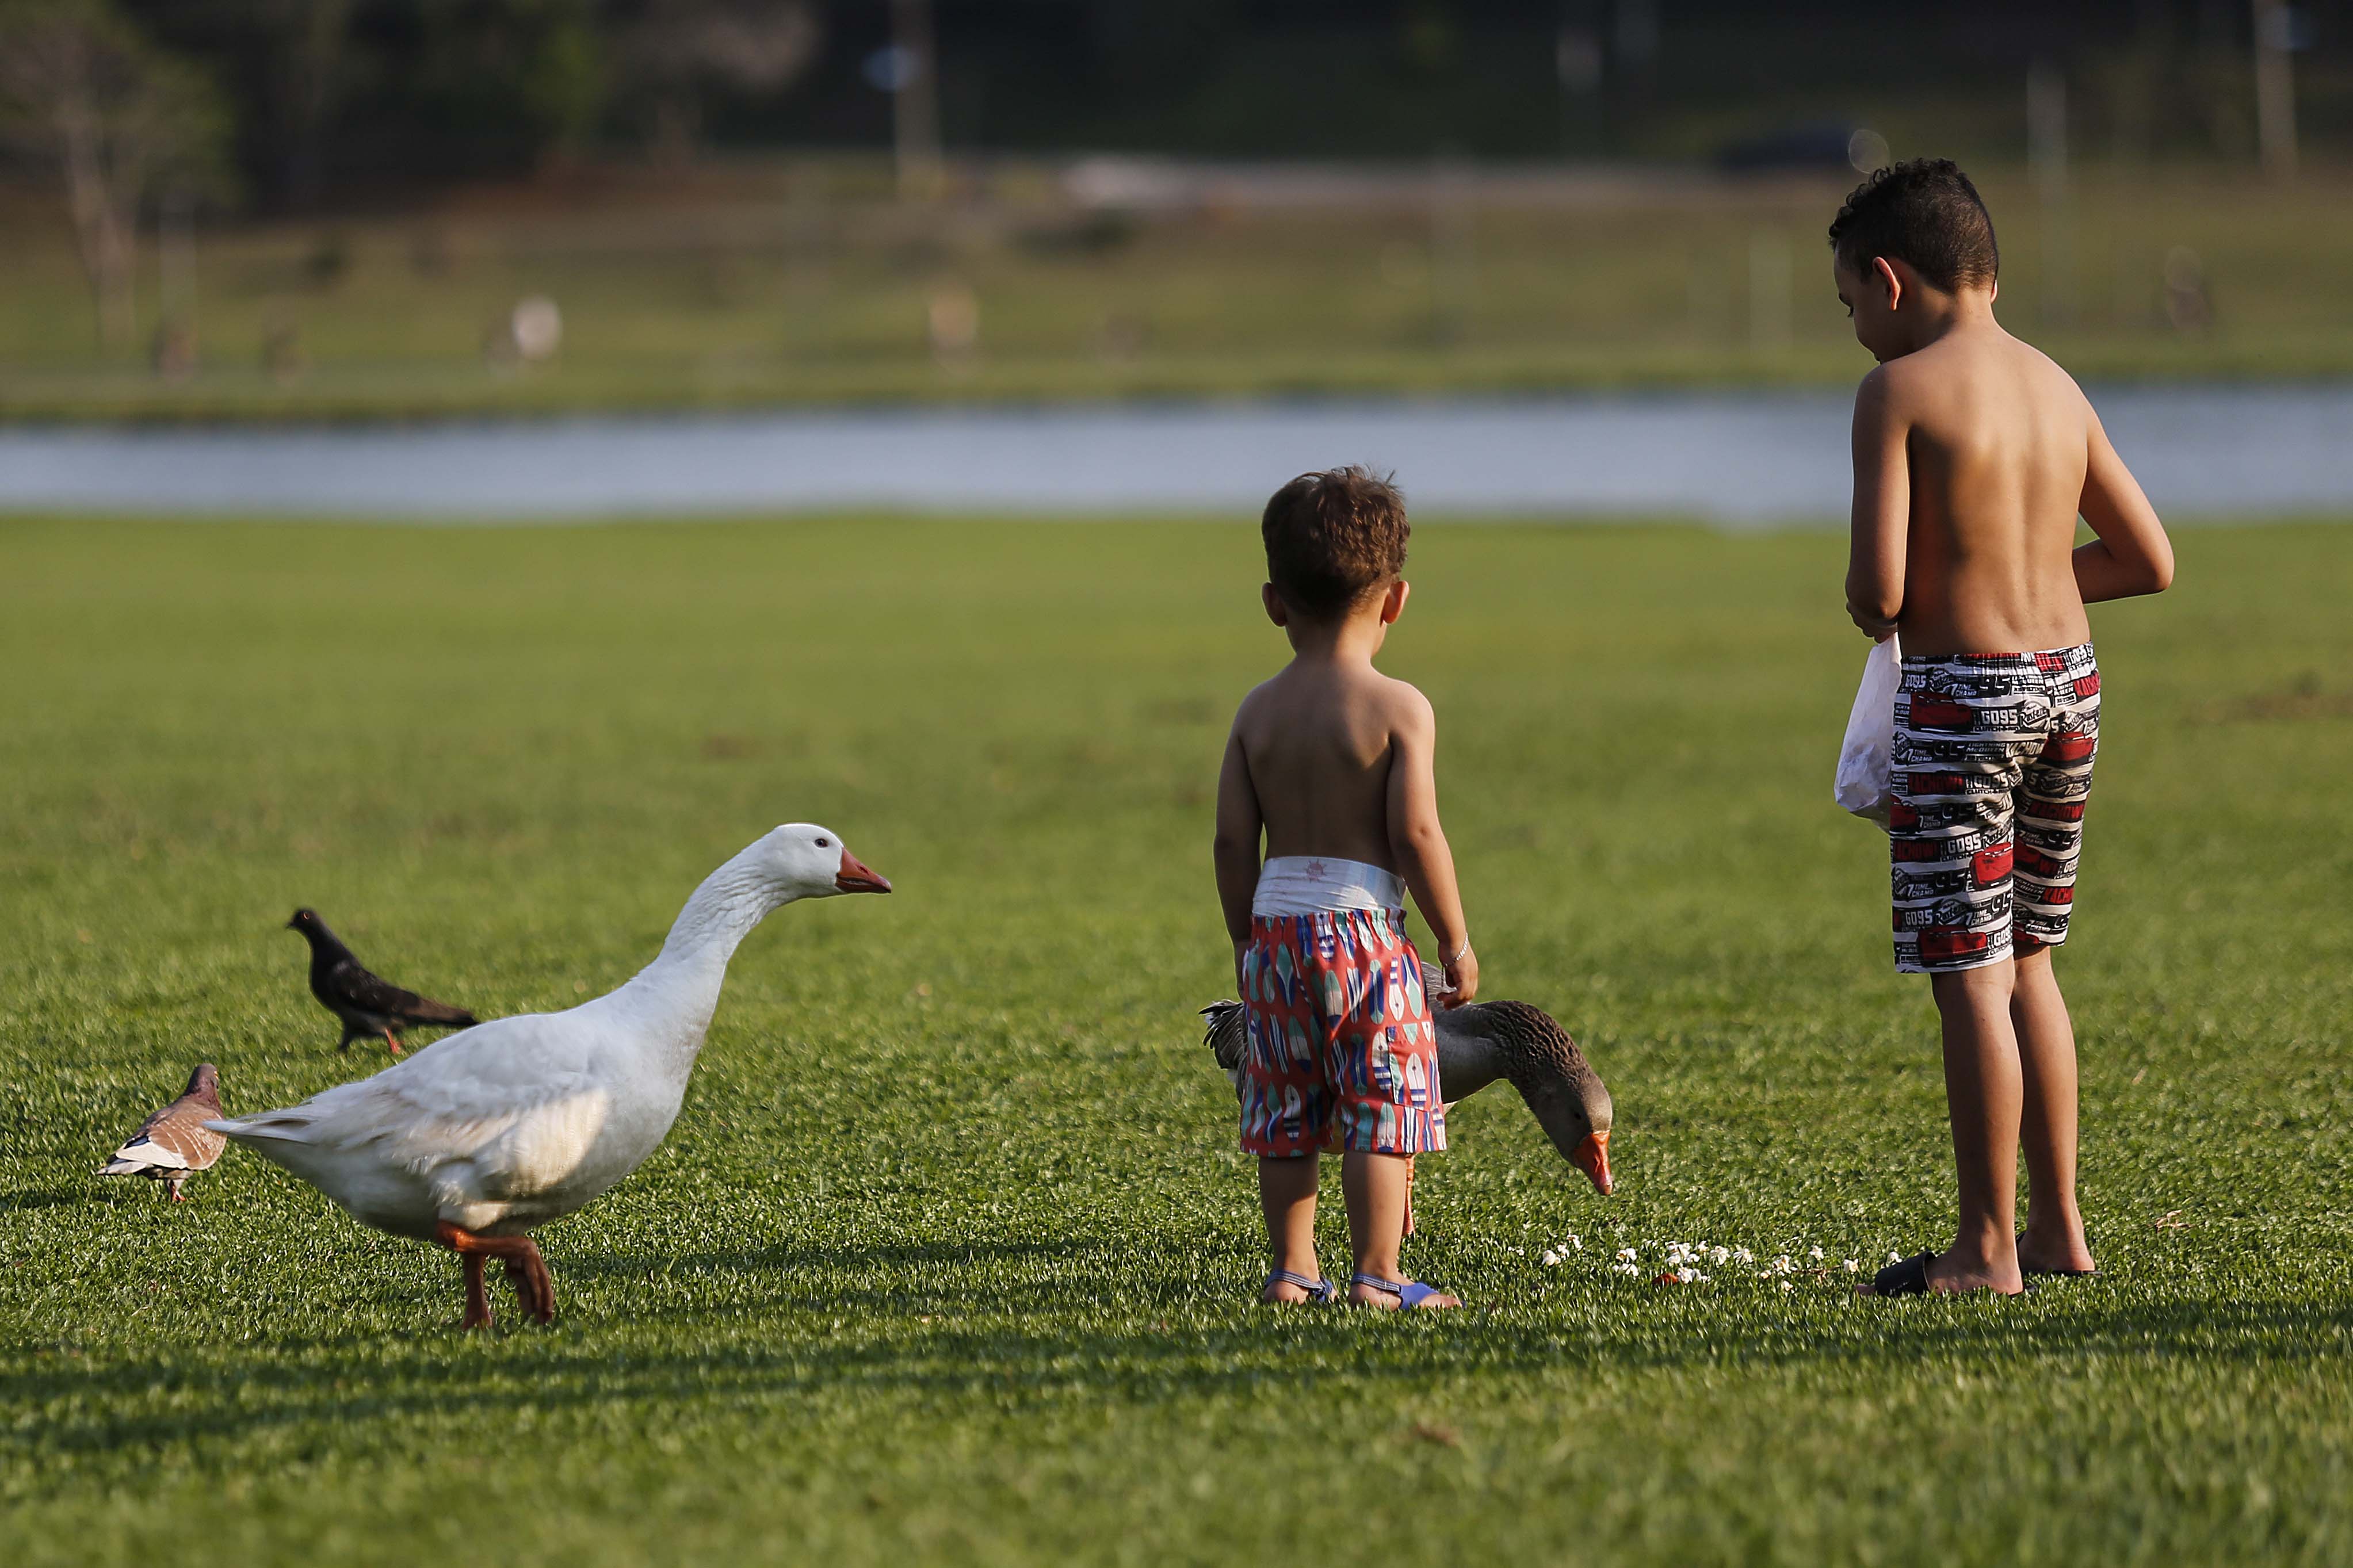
<box><xmin>9</xmin><ymin>2</ymin><xmax>2347</xmax><ymax>215</ymax></box>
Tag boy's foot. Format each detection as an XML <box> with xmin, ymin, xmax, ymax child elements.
<box><xmin>2016</xmin><ymin>1227</ymin><xmax>2098</xmax><ymax>1278</ymax></box>
<box><xmin>1348</xmin><ymin>1272</ymin><xmax>1461</xmax><ymax>1310</ymax></box>
<box><xmin>1260</xmin><ymin>1268</ymin><xmax>1338</xmax><ymax>1305</ymax></box>
<box><xmin>1861</xmin><ymin>1248</ymin><xmax>2031</xmax><ymax>1297</ymax></box>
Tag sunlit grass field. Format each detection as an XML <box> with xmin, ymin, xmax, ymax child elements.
<box><xmin>2</xmin><ymin>515</ymin><xmax>2350</xmax><ymax>1565</ymax></box>
<box><xmin>6</xmin><ymin>159</ymin><xmax>2353</xmax><ymax>418</ymax></box>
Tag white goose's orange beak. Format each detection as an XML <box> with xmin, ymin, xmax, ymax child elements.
<box><xmin>1572</xmin><ymin>1129</ymin><xmax>1613</xmax><ymax>1195</ymax></box>
<box><xmin>835</xmin><ymin>848</ymin><xmax>892</xmax><ymax>894</ymax></box>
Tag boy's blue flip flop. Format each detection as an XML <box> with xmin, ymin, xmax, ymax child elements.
<box><xmin>1349</xmin><ymin>1272</ymin><xmax>1456</xmax><ymax>1309</ymax></box>
<box><xmin>1262</xmin><ymin>1269</ymin><xmax>1339</xmax><ymax>1304</ymax></box>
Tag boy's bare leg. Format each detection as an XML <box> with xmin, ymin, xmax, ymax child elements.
<box><xmin>1341</xmin><ymin>1151</ymin><xmax>1460</xmax><ymax>1309</ymax></box>
<box><xmin>1926</xmin><ymin>962</ymin><xmax>2027</xmax><ymax>1294</ymax></box>
<box><xmin>2012</xmin><ymin>947</ymin><xmax>2098</xmax><ymax>1273</ymax></box>
<box><xmin>1259</xmin><ymin>1155</ymin><xmax>1323</xmax><ymax>1302</ymax></box>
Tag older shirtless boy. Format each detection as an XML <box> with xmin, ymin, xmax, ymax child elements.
<box><xmin>1213</xmin><ymin>466</ymin><xmax>1475</xmax><ymax>1309</ymax></box>
<box><xmin>1832</xmin><ymin>160</ymin><xmax>2175</xmax><ymax>1297</ymax></box>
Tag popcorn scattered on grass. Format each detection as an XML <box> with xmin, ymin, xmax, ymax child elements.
<box><xmin>1546</xmin><ymin>1233</ymin><xmax>1873</xmax><ymax>1292</ymax></box>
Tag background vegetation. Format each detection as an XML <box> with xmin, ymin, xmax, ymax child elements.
<box><xmin>3</xmin><ymin>158</ymin><xmax>2348</xmax><ymax>419</ymax></box>
<box><xmin>4</xmin><ymin>1</ymin><xmax>2352</xmax><ymax>417</ymax></box>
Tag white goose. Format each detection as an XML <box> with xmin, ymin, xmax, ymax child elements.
<box><xmin>211</xmin><ymin>824</ymin><xmax>891</xmax><ymax>1329</ymax></box>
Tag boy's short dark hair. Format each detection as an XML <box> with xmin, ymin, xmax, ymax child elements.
<box><xmin>1261</xmin><ymin>466</ymin><xmax>1409</xmax><ymax>618</ymax></box>
<box><xmin>1828</xmin><ymin>158</ymin><xmax>1999</xmax><ymax>293</ymax></box>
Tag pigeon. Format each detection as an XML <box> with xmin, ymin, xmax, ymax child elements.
<box><xmin>287</xmin><ymin>908</ymin><xmax>480</xmax><ymax>1058</ymax></box>
<box><xmin>98</xmin><ymin>1063</ymin><xmax>228</xmax><ymax>1200</ymax></box>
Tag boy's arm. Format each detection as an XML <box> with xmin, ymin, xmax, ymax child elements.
<box><xmin>1845</xmin><ymin>368</ymin><xmax>1909</xmax><ymax>638</ymax></box>
<box><xmin>2073</xmin><ymin>403</ymin><xmax>2175</xmax><ymax>603</ymax></box>
<box><xmin>1212</xmin><ymin>726</ymin><xmax>1263</xmax><ymax>988</ymax></box>
<box><xmin>1384</xmin><ymin>687</ymin><xmax>1477</xmax><ymax>1005</ymax></box>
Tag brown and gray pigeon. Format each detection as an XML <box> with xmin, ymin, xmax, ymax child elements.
<box><xmin>287</xmin><ymin>908</ymin><xmax>480</xmax><ymax>1058</ymax></box>
<box><xmin>98</xmin><ymin>1063</ymin><xmax>227</xmax><ymax>1200</ymax></box>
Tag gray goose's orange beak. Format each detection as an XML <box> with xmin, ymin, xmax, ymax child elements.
<box><xmin>1571</xmin><ymin>1129</ymin><xmax>1613</xmax><ymax>1196</ymax></box>
<box><xmin>835</xmin><ymin>848</ymin><xmax>892</xmax><ymax>894</ymax></box>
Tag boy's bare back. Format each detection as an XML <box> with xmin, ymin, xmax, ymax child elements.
<box><xmin>1229</xmin><ymin>660</ymin><xmax>1431</xmax><ymax>870</ymax></box>
<box><xmin>1859</xmin><ymin>333</ymin><xmax>2094</xmax><ymax>655</ymax></box>
<box><xmin>1843</xmin><ymin>304</ymin><xmax>2169</xmax><ymax>657</ymax></box>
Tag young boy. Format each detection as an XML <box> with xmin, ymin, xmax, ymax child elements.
<box><xmin>1213</xmin><ymin>466</ymin><xmax>1476</xmax><ymax>1310</ymax></box>
<box><xmin>1831</xmin><ymin>160</ymin><xmax>2175</xmax><ymax>1297</ymax></box>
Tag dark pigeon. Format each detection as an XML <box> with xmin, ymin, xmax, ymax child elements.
<box><xmin>98</xmin><ymin>1063</ymin><xmax>227</xmax><ymax>1200</ymax></box>
<box><xmin>287</xmin><ymin>908</ymin><xmax>479</xmax><ymax>1058</ymax></box>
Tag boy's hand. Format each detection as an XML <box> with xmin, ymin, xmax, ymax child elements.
<box><xmin>1441</xmin><ymin>944</ymin><xmax>1478</xmax><ymax>1008</ymax></box>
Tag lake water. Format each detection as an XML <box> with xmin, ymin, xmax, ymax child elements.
<box><xmin>3</xmin><ymin>383</ymin><xmax>2349</xmax><ymax>523</ymax></box>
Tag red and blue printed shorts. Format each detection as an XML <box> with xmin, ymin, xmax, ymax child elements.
<box><xmin>1891</xmin><ymin>643</ymin><xmax>2101</xmax><ymax>974</ymax></box>
<box><xmin>1237</xmin><ymin>907</ymin><xmax>1446</xmax><ymax>1157</ymax></box>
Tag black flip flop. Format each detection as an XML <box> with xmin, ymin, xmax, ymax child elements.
<box><xmin>1866</xmin><ymin>1250</ymin><xmax>1936</xmax><ymax>1296</ymax></box>
<box><xmin>1865</xmin><ymin>1250</ymin><xmax>2039</xmax><ymax>1297</ymax></box>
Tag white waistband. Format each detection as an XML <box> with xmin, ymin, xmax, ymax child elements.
<box><xmin>1252</xmin><ymin>856</ymin><xmax>1407</xmax><ymax>917</ymax></box>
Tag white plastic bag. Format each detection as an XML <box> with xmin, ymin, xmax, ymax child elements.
<box><xmin>1833</xmin><ymin>633</ymin><xmax>1902</xmax><ymax>827</ymax></box>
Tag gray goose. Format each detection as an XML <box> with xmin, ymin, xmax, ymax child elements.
<box><xmin>1201</xmin><ymin>980</ymin><xmax>1614</xmax><ymax>1202</ymax></box>
<box><xmin>98</xmin><ymin>1063</ymin><xmax>228</xmax><ymax>1200</ymax></box>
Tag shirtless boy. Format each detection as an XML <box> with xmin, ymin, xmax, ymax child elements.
<box><xmin>1831</xmin><ymin>160</ymin><xmax>2175</xmax><ymax>1297</ymax></box>
<box><xmin>1213</xmin><ymin>466</ymin><xmax>1474</xmax><ymax>1310</ymax></box>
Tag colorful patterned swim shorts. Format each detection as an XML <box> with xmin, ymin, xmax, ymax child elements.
<box><xmin>1238</xmin><ymin>907</ymin><xmax>1446</xmax><ymax>1157</ymax></box>
<box><xmin>1890</xmin><ymin>643</ymin><xmax>2101</xmax><ymax>974</ymax></box>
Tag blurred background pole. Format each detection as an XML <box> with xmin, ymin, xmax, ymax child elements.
<box><xmin>891</xmin><ymin>0</ymin><xmax>944</xmax><ymax>201</ymax></box>
<box><xmin>1554</xmin><ymin>8</ymin><xmax>1603</xmax><ymax>158</ymax></box>
<box><xmin>159</xmin><ymin>188</ymin><xmax>196</xmax><ymax>329</ymax></box>
<box><xmin>1430</xmin><ymin>153</ymin><xmax>1476</xmax><ymax>350</ymax></box>
<box><xmin>2029</xmin><ymin>57</ymin><xmax>2075</xmax><ymax>326</ymax></box>
<box><xmin>2252</xmin><ymin>0</ymin><xmax>2299</xmax><ymax>180</ymax></box>
<box><xmin>1747</xmin><ymin>228</ymin><xmax>1790</xmax><ymax>354</ymax></box>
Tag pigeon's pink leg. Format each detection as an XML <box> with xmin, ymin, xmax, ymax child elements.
<box><xmin>381</xmin><ymin>1029</ymin><xmax>404</xmax><ymax>1059</ymax></box>
<box><xmin>434</xmin><ymin>1222</ymin><xmax>554</xmax><ymax>1327</ymax></box>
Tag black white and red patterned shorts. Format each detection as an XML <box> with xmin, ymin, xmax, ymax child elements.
<box><xmin>1890</xmin><ymin>643</ymin><xmax>2100</xmax><ymax>974</ymax></box>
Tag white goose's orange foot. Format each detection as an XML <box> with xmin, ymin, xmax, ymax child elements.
<box><xmin>502</xmin><ymin>1240</ymin><xmax>555</xmax><ymax>1325</ymax></box>
<box><xmin>458</xmin><ymin>1251</ymin><xmax>495</xmax><ymax>1330</ymax></box>
<box><xmin>437</xmin><ymin>1221</ymin><xmax>555</xmax><ymax>1328</ymax></box>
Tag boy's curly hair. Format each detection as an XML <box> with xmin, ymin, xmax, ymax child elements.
<box><xmin>1828</xmin><ymin>158</ymin><xmax>1999</xmax><ymax>293</ymax></box>
<box><xmin>1261</xmin><ymin>466</ymin><xmax>1409</xmax><ymax>618</ymax></box>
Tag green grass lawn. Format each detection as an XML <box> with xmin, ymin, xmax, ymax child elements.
<box><xmin>6</xmin><ymin>159</ymin><xmax>2353</xmax><ymax>419</ymax></box>
<box><xmin>2</xmin><ymin>514</ymin><xmax>2350</xmax><ymax>1565</ymax></box>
